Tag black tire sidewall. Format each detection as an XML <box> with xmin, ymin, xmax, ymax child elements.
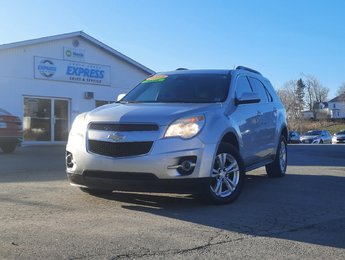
<box><xmin>266</xmin><ymin>135</ymin><xmax>287</xmax><ymax>177</ymax></box>
<box><xmin>1</xmin><ymin>143</ymin><xmax>17</xmax><ymax>153</ymax></box>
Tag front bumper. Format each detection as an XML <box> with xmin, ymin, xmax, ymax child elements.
<box><xmin>67</xmin><ymin>171</ymin><xmax>211</xmax><ymax>193</ymax></box>
<box><xmin>301</xmin><ymin>138</ymin><xmax>319</xmax><ymax>144</ymax></box>
<box><xmin>66</xmin><ymin>133</ymin><xmax>217</xmax><ymax>192</ymax></box>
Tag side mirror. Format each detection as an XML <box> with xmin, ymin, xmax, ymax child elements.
<box><xmin>235</xmin><ymin>92</ymin><xmax>260</xmax><ymax>105</ymax></box>
<box><xmin>117</xmin><ymin>93</ymin><xmax>126</xmax><ymax>101</ymax></box>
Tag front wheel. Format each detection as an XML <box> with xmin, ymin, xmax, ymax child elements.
<box><xmin>265</xmin><ymin>135</ymin><xmax>287</xmax><ymax>177</ymax></box>
<box><xmin>208</xmin><ymin>143</ymin><xmax>245</xmax><ymax>204</ymax></box>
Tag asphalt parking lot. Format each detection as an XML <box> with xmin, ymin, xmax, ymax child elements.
<box><xmin>0</xmin><ymin>144</ymin><xmax>344</xmax><ymax>259</ymax></box>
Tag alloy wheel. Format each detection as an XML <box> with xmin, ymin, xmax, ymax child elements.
<box><xmin>210</xmin><ymin>153</ymin><xmax>240</xmax><ymax>198</ymax></box>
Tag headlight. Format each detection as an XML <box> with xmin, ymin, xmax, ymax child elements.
<box><xmin>69</xmin><ymin>113</ymin><xmax>87</xmax><ymax>137</ymax></box>
<box><xmin>164</xmin><ymin>115</ymin><xmax>205</xmax><ymax>139</ymax></box>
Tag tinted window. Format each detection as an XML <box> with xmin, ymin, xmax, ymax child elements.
<box><xmin>248</xmin><ymin>77</ymin><xmax>270</xmax><ymax>103</ymax></box>
<box><xmin>262</xmin><ymin>81</ymin><xmax>275</xmax><ymax>101</ymax></box>
<box><xmin>122</xmin><ymin>73</ymin><xmax>230</xmax><ymax>103</ymax></box>
<box><xmin>235</xmin><ymin>76</ymin><xmax>252</xmax><ymax>98</ymax></box>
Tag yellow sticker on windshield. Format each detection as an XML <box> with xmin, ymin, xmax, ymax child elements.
<box><xmin>142</xmin><ymin>75</ymin><xmax>168</xmax><ymax>83</ymax></box>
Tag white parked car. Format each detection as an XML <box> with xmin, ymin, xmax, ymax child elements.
<box><xmin>332</xmin><ymin>130</ymin><xmax>345</xmax><ymax>144</ymax></box>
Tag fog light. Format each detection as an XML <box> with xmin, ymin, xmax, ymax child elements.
<box><xmin>66</xmin><ymin>151</ymin><xmax>75</xmax><ymax>168</ymax></box>
<box><xmin>168</xmin><ymin>156</ymin><xmax>197</xmax><ymax>175</ymax></box>
<box><xmin>181</xmin><ymin>160</ymin><xmax>194</xmax><ymax>172</ymax></box>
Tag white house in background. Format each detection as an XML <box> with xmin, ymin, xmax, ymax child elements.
<box><xmin>302</xmin><ymin>102</ymin><xmax>329</xmax><ymax>120</ymax></box>
<box><xmin>328</xmin><ymin>94</ymin><xmax>345</xmax><ymax>119</ymax></box>
<box><xmin>0</xmin><ymin>31</ymin><xmax>154</xmax><ymax>144</ymax></box>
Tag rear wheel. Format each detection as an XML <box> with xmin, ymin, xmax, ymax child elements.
<box><xmin>1</xmin><ymin>143</ymin><xmax>17</xmax><ymax>153</ymax></box>
<box><xmin>265</xmin><ymin>135</ymin><xmax>287</xmax><ymax>177</ymax></box>
<box><xmin>208</xmin><ymin>143</ymin><xmax>245</xmax><ymax>204</ymax></box>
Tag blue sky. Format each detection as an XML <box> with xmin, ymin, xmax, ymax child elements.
<box><xmin>1</xmin><ymin>0</ymin><xmax>344</xmax><ymax>98</ymax></box>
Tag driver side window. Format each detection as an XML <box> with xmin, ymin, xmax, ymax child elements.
<box><xmin>235</xmin><ymin>76</ymin><xmax>252</xmax><ymax>98</ymax></box>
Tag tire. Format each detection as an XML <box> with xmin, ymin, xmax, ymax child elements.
<box><xmin>265</xmin><ymin>135</ymin><xmax>287</xmax><ymax>177</ymax></box>
<box><xmin>208</xmin><ymin>143</ymin><xmax>245</xmax><ymax>204</ymax></box>
<box><xmin>80</xmin><ymin>187</ymin><xmax>113</xmax><ymax>196</ymax></box>
<box><xmin>1</xmin><ymin>143</ymin><xmax>17</xmax><ymax>153</ymax></box>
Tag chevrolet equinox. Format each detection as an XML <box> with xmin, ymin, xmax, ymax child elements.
<box><xmin>66</xmin><ymin>66</ymin><xmax>288</xmax><ymax>204</ymax></box>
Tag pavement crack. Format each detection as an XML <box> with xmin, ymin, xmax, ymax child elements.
<box><xmin>112</xmin><ymin>235</ymin><xmax>250</xmax><ymax>259</ymax></box>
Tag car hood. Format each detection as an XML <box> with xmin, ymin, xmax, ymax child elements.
<box><xmin>301</xmin><ymin>135</ymin><xmax>320</xmax><ymax>139</ymax></box>
<box><xmin>85</xmin><ymin>103</ymin><xmax>222</xmax><ymax>125</ymax></box>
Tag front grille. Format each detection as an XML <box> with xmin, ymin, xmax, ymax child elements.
<box><xmin>89</xmin><ymin>123</ymin><xmax>159</xmax><ymax>131</ymax></box>
<box><xmin>302</xmin><ymin>139</ymin><xmax>312</xmax><ymax>144</ymax></box>
<box><xmin>88</xmin><ymin>140</ymin><xmax>153</xmax><ymax>157</ymax></box>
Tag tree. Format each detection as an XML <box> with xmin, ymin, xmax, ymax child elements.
<box><xmin>303</xmin><ymin>74</ymin><xmax>329</xmax><ymax>110</ymax></box>
<box><xmin>277</xmin><ymin>80</ymin><xmax>298</xmax><ymax>120</ymax></box>
<box><xmin>295</xmin><ymin>78</ymin><xmax>305</xmax><ymax>118</ymax></box>
<box><xmin>337</xmin><ymin>82</ymin><xmax>345</xmax><ymax>96</ymax></box>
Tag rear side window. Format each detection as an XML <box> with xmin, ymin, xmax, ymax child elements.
<box><xmin>235</xmin><ymin>76</ymin><xmax>252</xmax><ymax>98</ymax></box>
<box><xmin>248</xmin><ymin>77</ymin><xmax>272</xmax><ymax>103</ymax></box>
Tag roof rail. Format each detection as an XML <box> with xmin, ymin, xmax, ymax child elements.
<box><xmin>176</xmin><ymin>68</ymin><xmax>188</xmax><ymax>70</ymax></box>
<box><xmin>235</xmin><ymin>66</ymin><xmax>262</xmax><ymax>75</ymax></box>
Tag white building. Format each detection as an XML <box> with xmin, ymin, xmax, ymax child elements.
<box><xmin>0</xmin><ymin>31</ymin><xmax>154</xmax><ymax>144</ymax></box>
<box><xmin>328</xmin><ymin>94</ymin><xmax>345</xmax><ymax>119</ymax></box>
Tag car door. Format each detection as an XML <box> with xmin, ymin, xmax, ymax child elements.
<box><xmin>231</xmin><ymin>75</ymin><xmax>261</xmax><ymax>165</ymax></box>
<box><xmin>248</xmin><ymin>77</ymin><xmax>277</xmax><ymax>157</ymax></box>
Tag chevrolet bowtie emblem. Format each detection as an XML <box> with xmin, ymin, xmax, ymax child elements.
<box><xmin>107</xmin><ymin>132</ymin><xmax>126</xmax><ymax>142</ymax></box>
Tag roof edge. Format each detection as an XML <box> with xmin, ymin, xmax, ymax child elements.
<box><xmin>0</xmin><ymin>31</ymin><xmax>155</xmax><ymax>75</ymax></box>
<box><xmin>329</xmin><ymin>93</ymin><xmax>345</xmax><ymax>103</ymax></box>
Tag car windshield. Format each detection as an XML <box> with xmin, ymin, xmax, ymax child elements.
<box><xmin>305</xmin><ymin>130</ymin><xmax>322</xmax><ymax>136</ymax></box>
<box><xmin>337</xmin><ymin>130</ymin><xmax>345</xmax><ymax>135</ymax></box>
<box><xmin>121</xmin><ymin>73</ymin><xmax>230</xmax><ymax>103</ymax></box>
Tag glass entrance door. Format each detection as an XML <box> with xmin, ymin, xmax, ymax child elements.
<box><xmin>24</xmin><ymin>97</ymin><xmax>70</xmax><ymax>142</ymax></box>
<box><xmin>54</xmin><ymin>99</ymin><xmax>69</xmax><ymax>141</ymax></box>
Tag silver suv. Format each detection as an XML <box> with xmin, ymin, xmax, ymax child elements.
<box><xmin>66</xmin><ymin>66</ymin><xmax>288</xmax><ymax>204</ymax></box>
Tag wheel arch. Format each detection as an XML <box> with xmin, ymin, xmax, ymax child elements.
<box><xmin>219</xmin><ymin>131</ymin><xmax>240</xmax><ymax>151</ymax></box>
<box><xmin>280</xmin><ymin>125</ymin><xmax>288</xmax><ymax>141</ymax></box>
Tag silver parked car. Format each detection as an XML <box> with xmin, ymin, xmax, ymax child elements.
<box><xmin>66</xmin><ymin>67</ymin><xmax>288</xmax><ymax>204</ymax></box>
<box><xmin>332</xmin><ymin>130</ymin><xmax>345</xmax><ymax>143</ymax></box>
<box><xmin>300</xmin><ymin>130</ymin><xmax>332</xmax><ymax>144</ymax></box>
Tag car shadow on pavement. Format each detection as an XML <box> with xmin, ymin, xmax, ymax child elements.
<box><xmin>94</xmin><ymin>173</ymin><xmax>345</xmax><ymax>250</ymax></box>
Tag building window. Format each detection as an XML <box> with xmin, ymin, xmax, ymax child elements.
<box><xmin>95</xmin><ymin>100</ymin><xmax>112</xmax><ymax>108</ymax></box>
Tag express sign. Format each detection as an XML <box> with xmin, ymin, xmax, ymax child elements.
<box><xmin>34</xmin><ymin>56</ymin><xmax>111</xmax><ymax>86</ymax></box>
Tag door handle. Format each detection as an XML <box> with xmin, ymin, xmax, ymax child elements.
<box><xmin>256</xmin><ymin>111</ymin><xmax>262</xmax><ymax>123</ymax></box>
<box><xmin>273</xmin><ymin>107</ymin><xmax>278</xmax><ymax>117</ymax></box>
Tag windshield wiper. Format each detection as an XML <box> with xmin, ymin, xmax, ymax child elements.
<box><xmin>117</xmin><ymin>100</ymin><xmax>141</xmax><ymax>104</ymax></box>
